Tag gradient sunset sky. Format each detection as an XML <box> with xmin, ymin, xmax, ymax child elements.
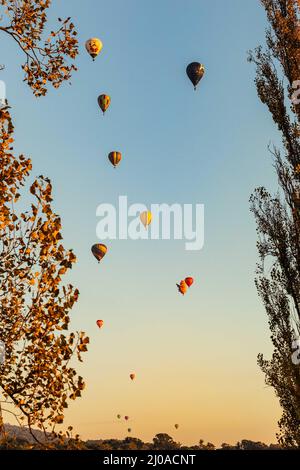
<box><xmin>1</xmin><ymin>0</ymin><xmax>285</xmax><ymax>446</ymax></box>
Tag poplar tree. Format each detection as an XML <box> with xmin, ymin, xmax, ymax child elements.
<box><xmin>250</xmin><ymin>0</ymin><xmax>300</xmax><ymax>446</ymax></box>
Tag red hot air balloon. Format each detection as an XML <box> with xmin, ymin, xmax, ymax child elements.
<box><xmin>96</xmin><ymin>320</ymin><xmax>104</xmax><ymax>329</ymax></box>
<box><xmin>185</xmin><ymin>277</ymin><xmax>194</xmax><ymax>288</ymax></box>
<box><xmin>124</xmin><ymin>416</ymin><xmax>129</xmax><ymax>421</ymax></box>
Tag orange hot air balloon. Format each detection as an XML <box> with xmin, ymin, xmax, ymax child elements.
<box><xmin>108</xmin><ymin>151</ymin><xmax>122</xmax><ymax>168</ymax></box>
<box><xmin>96</xmin><ymin>319</ymin><xmax>104</xmax><ymax>329</ymax></box>
<box><xmin>174</xmin><ymin>424</ymin><xmax>179</xmax><ymax>429</ymax></box>
<box><xmin>124</xmin><ymin>416</ymin><xmax>129</xmax><ymax>421</ymax></box>
<box><xmin>185</xmin><ymin>277</ymin><xmax>194</xmax><ymax>288</ymax></box>
<box><xmin>130</xmin><ymin>373</ymin><xmax>135</xmax><ymax>381</ymax></box>
<box><xmin>91</xmin><ymin>243</ymin><xmax>107</xmax><ymax>262</ymax></box>
<box><xmin>176</xmin><ymin>280</ymin><xmax>188</xmax><ymax>295</ymax></box>
<box><xmin>98</xmin><ymin>94</ymin><xmax>111</xmax><ymax>115</ymax></box>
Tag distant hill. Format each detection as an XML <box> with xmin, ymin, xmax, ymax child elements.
<box><xmin>2</xmin><ymin>423</ymin><xmax>46</xmax><ymax>444</ymax></box>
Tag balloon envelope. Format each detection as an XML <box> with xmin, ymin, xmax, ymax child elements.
<box><xmin>177</xmin><ymin>280</ymin><xmax>188</xmax><ymax>295</ymax></box>
<box><xmin>185</xmin><ymin>277</ymin><xmax>194</xmax><ymax>287</ymax></box>
<box><xmin>140</xmin><ymin>211</ymin><xmax>152</xmax><ymax>228</ymax></box>
<box><xmin>91</xmin><ymin>244</ymin><xmax>107</xmax><ymax>262</ymax></box>
<box><xmin>85</xmin><ymin>38</ymin><xmax>102</xmax><ymax>59</ymax></box>
<box><xmin>130</xmin><ymin>373</ymin><xmax>135</xmax><ymax>381</ymax></box>
<box><xmin>98</xmin><ymin>94</ymin><xmax>111</xmax><ymax>114</ymax></box>
<box><xmin>108</xmin><ymin>151</ymin><xmax>122</xmax><ymax>168</ymax></box>
<box><xmin>186</xmin><ymin>62</ymin><xmax>205</xmax><ymax>90</ymax></box>
<box><xmin>96</xmin><ymin>320</ymin><xmax>104</xmax><ymax>328</ymax></box>
<box><xmin>174</xmin><ymin>424</ymin><xmax>179</xmax><ymax>429</ymax></box>
<box><xmin>124</xmin><ymin>416</ymin><xmax>129</xmax><ymax>421</ymax></box>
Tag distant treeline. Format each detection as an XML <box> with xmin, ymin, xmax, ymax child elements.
<box><xmin>85</xmin><ymin>436</ymin><xmax>281</xmax><ymax>451</ymax></box>
<box><xmin>0</xmin><ymin>425</ymin><xmax>281</xmax><ymax>450</ymax></box>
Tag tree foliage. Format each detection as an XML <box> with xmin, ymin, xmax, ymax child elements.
<box><xmin>249</xmin><ymin>0</ymin><xmax>300</xmax><ymax>446</ymax></box>
<box><xmin>152</xmin><ymin>433</ymin><xmax>180</xmax><ymax>450</ymax></box>
<box><xmin>0</xmin><ymin>104</ymin><xmax>88</xmax><ymax>440</ymax></box>
<box><xmin>0</xmin><ymin>1</ymin><xmax>85</xmax><ymax>444</ymax></box>
<box><xmin>0</xmin><ymin>0</ymin><xmax>78</xmax><ymax>96</ymax></box>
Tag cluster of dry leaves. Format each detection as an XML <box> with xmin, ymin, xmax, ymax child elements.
<box><xmin>0</xmin><ymin>0</ymin><xmax>78</xmax><ymax>96</ymax></box>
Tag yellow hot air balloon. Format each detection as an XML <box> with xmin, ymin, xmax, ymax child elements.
<box><xmin>140</xmin><ymin>210</ymin><xmax>152</xmax><ymax>228</ymax></box>
<box><xmin>85</xmin><ymin>38</ymin><xmax>102</xmax><ymax>60</ymax></box>
<box><xmin>98</xmin><ymin>94</ymin><xmax>111</xmax><ymax>115</ymax></box>
<box><xmin>91</xmin><ymin>243</ymin><xmax>107</xmax><ymax>262</ymax></box>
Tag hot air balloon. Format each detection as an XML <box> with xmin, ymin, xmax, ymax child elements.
<box><xmin>176</xmin><ymin>280</ymin><xmax>188</xmax><ymax>295</ymax></box>
<box><xmin>127</xmin><ymin>428</ymin><xmax>131</xmax><ymax>433</ymax></box>
<box><xmin>91</xmin><ymin>243</ymin><xmax>107</xmax><ymax>262</ymax></box>
<box><xmin>85</xmin><ymin>38</ymin><xmax>102</xmax><ymax>60</ymax></box>
<box><xmin>186</xmin><ymin>62</ymin><xmax>205</xmax><ymax>90</ymax></box>
<box><xmin>98</xmin><ymin>94</ymin><xmax>111</xmax><ymax>115</ymax></box>
<box><xmin>96</xmin><ymin>319</ymin><xmax>104</xmax><ymax>329</ymax></box>
<box><xmin>108</xmin><ymin>151</ymin><xmax>122</xmax><ymax>168</ymax></box>
<box><xmin>140</xmin><ymin>211</ymin><xmax>152</xmax><ymax>229</ymax></box>
<box><xmin>117</xmin><ymin>414</ymin><xmax>121</xmax><ymax>419</ymax></box>
<box><xmin>130</xmin><ymin>373</ymin><xmax>135</xmax><ymax>381</ymax></box>
<box><xmin>174</xmin><ymin>424</ymin><xmax>179</xmax><ymax>430</ymax></box>
<box><xmin>185</xmin><ymin>277</ymin><xmax>194</xmax><ymax>288</ymax></box>
<box><xmin>124</xmin><ymin>416</ymin><xmax>129</xmax><ymax>421</ymax></box>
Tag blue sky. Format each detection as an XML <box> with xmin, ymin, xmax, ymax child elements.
<box><xmin>1</xmin><ymin>0</ymin><xmax>284</xmax><ymax>444</ymax></box>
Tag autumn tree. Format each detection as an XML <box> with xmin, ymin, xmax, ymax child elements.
<box><xmin>0</xmin><ymin>0</ymin><xmax>87</xmax><ymax>445</ymax></box>
<box><xmin>0</xmin><ymin>0</ymin><xmax>78</xmax><ymax>96</ymax></box>
<box><xmin>0</xmin><ymin>104</ymin><xmax>89</xmax><ymax>442</ymax></box>
<box><xmin>249</xmin><ymin>0</ymin><xmax>300</xmax><ymax>446</ymax></box>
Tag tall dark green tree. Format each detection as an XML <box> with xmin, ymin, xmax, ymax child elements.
<box><xmin>249</xmin><ymin>0</ymin><xmax>300</xmax><ymax>446</ymax></box>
